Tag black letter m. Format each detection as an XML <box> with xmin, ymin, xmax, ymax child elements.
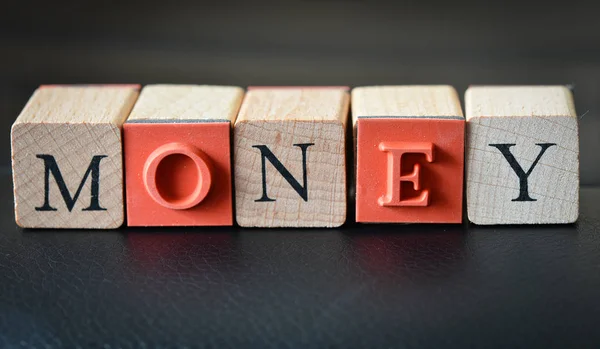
<box><xmin>35</xmin><ymin>155</ymin><xmax>108</xmax><ymax>212</ymax></box>
<box><xmin>253</xmin><ymin>143</ymin><xmax>314</xmax><ymax>202</ymax></box>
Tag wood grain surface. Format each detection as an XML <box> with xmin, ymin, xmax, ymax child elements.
<box><xmin>126</xmin><ymin>85</ymin><xmax>244</xmax><ymax>123</ymax></box>
<box><xmin>234</xmin><ymin>88</ymin><xmax>349</xmax><ymax>227</ymax></box>
<box><xmin>465</xmin><ymin>86</ymin><xmax>579</xmax><ymax>224</ymax></box>
<box><xmin>11</xmin><ymin>85</ymin><xmax>139</xmax><ymax>228</ymax></box>
<box><xmin>352</xmin><ymin>85</ymin><xmax>464</xmax><ymax>122</ymax></box>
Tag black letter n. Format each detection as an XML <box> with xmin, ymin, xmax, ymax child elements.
<box><xmin>35</xmin><ymin>155</ymin><xmax>108</xmax><ymax>212</ymax></box>
<box><xmin>253</xmin><ymin>143</ymin><xmax>314</xmax><ymax>202</ymax></box>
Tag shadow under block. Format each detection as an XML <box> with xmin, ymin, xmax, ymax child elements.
<box><xmin>123</xmin><ymin>85</ymin><xmax>244</xmax><ymax>226</ymax></box>
<box><xmin>11</xmin><ymin>85</ymin><xmax>140</xmax><ymax>229</ymax></box>
<box><xmin>465</xmin><ymin>86</ymin><xmax>579</xmax><ymax>225</ymax></box>
<box><xmin>352</xmin><ymin>86</ymin><xmax>465</xmax><ymax>223</ymax></box>
<box><xmin>234</xmin><ymin>87</ymin><xmax>349</xmax><ymax>227</ymax></box>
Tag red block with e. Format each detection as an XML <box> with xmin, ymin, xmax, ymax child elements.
<box><xmin>352</xmin><ymin>86</ymin><xmax>465</xmax><ymax>223</ymax></box>
<box><xmin>123</xmin><ymin>85</ymin><xmax>244</xmax><ymax>226</ymax></box>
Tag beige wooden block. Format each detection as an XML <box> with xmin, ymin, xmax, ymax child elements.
<box><xmin>234</xmin><ymin>87</ymin><xmax>349</xmax><ymax>227</ymax></box>
<box><xmin>351</xmin><ymin>85</ymin><xmax>464</xmax><ymax>123</ymax></box>
<box><xmin>465</xmin><ymin>86</ymin><xmax>579</xmax><ymax>225</ymax></box>
<box><xmin>11</xmin><ymin>85</ymin><xmax>140</xmax><ymax>229</ymax></box>
<box><xmin>125</xmin><ymin>84</ymin><xmax>244</xmax><ymax>123</ymax></box>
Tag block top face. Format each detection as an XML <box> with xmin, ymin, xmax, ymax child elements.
<box><xmin>235</xmin><ymin>88</ymin><xmax>350</xmax><ymax>126</ymax></box>
<box><xmin>351</xmin><ymin>85</ymin><xmax>463</xmax><ymax>124</ymax></box>
<box><xmin>465</xmin><ymin>86</ymin><xmax>577</xmax><ymax>120</ymax></box>
<box><xmin>13</xmin><ymin>85</ymin><xmax>140</xmax><ymax>126</ymax></box>
<box><xmin>126</xmin><ymin>85</ymin><xmax>244</xmax><ymax>123</ymax></box>
<box><xmin>247</xmin><ymin>86</ymin><xmax>350</xmax><ymax>91</ymax></box>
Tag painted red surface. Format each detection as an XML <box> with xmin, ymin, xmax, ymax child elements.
<box><xmin>124</xmin><ymin>122</ymin><xmax>233</xmax><ymax>226</ymax></box>
<box><xmin>356</xmin><ymin>118</ymin><xmax>465</xmax><ymax>223</ymax></box>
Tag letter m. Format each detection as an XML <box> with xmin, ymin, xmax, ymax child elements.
<box><xmin>35</xmin><ymin>155</ymin><xmax>107</xmax><ymax>212</ymax></box>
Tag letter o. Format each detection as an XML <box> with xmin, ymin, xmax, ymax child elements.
<box><xmin>143</xmin><ymin>142</ymin><xmax>212</xmax><ymax>210</ymax></box>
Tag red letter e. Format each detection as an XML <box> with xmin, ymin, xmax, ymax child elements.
<box><xmin>378</xmin><ymin>142</ymin><xmax>434</xmax><ymax>207</ymax></box>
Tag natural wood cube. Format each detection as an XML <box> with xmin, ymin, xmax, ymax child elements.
<box><xmin>352</xmin><ymin>86</ymin><xmax>465</xmax><ymax>223</ymax></box>
<box><xmin>234</xmin><ymin>87</ymin><xmax>349</xmax><ymax>227</ymax></box>
<box><xmin>123</xmin><ymin>85</ymin><xmax>244</xmax><ymax>226</ymax></box>
<box><xmin>11</xmin><ymin>85</ymin><xmax>140</xmax><ymax>229</ymax></box>
<box><xmin>465</xmin><ymin>86</ymin><xmax>579</xmax><ymax>224</ymax></box>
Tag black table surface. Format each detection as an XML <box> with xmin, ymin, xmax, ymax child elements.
<box><xmin>0</xmin><ymin>173</ymin><xmax>599</xmax><ymax>348</ymax></box>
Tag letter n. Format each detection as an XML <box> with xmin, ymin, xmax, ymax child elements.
<box><xmin>252</xmin><ymin>143</ymin><xmax>314</xmax><ymax>202</ymax></box>
<box><xmin>35</xmin><ymin>155</ymin><xmax>108</xmax><ymax>212</ymax></box>
<box><xmin>378</xmin><ymin>142</ymin><xmax>434</xmax><ymax>207</ymax></box>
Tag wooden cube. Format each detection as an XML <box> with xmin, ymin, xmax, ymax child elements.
<box><xmin>123</xmin><ymin>85</ymin><xmax>244</xmax><ymax>226</ymax></box>
<box><xmin>11</xmin><ymin>85</ymin><xmax>140</xmax><ymax>229</ymax></box>
<box><xmin>352</xmin><ymin>86</ymin><xmax>465</xmax><ymax>223</ymax></box>
<box><xmin>465</xmin><ymin>86</ymin><xmax>579</xmax><ymax>224</ymax></box>
<box><xmin>234</xmin><ymin>87</ymin><xmax>349</xmax><ymax>227</ymax></box>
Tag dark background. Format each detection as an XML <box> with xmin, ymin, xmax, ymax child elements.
<box><xmin>1</xmin><ymin>0</ymin><xmax>599</xmax><ymax>183</ymax></box>
<box><xmin>1</xmin><ymin>1</ymin><xmax>600</xmax><ymax>348</ymax></box>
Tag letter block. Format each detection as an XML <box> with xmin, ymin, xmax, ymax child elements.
<box><xmin>465</xmin><ymin>86</ymin><xmax>579</xmax><ymax>224</ymax></box>
<box><xmin>352</xmin><ymin>86</ymin><xmax>465</xmax><ymax>223</ymax></box>
<box><xmin>11</xmin><ymin>85</ymin><xmax>140</xmax><ymax>228</ymax></box>
<box><xmin>234</xmin><ymin>87</ymin><xmax>349</xmax><ymax>227</ymax></box>
<box><xmin>123</xmin><ymin>85</ymin><xmax>244</xmax><ymax>226</ymax></box>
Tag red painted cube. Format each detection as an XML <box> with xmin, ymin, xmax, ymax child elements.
<box><xmin>123</xmin><ymin>85</ymin><xmax>244</xmax><ymax>226</ymax></box>
<box><xmin>352</xmin><ymin>86</ymin><xmax>465</xmax><ymax>223</ymax></box>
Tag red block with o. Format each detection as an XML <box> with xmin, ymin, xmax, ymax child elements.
<box><xmin>123</xmin><ymin>85</ymin><xmax>243</xmax><ymax>226</ymax></box>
